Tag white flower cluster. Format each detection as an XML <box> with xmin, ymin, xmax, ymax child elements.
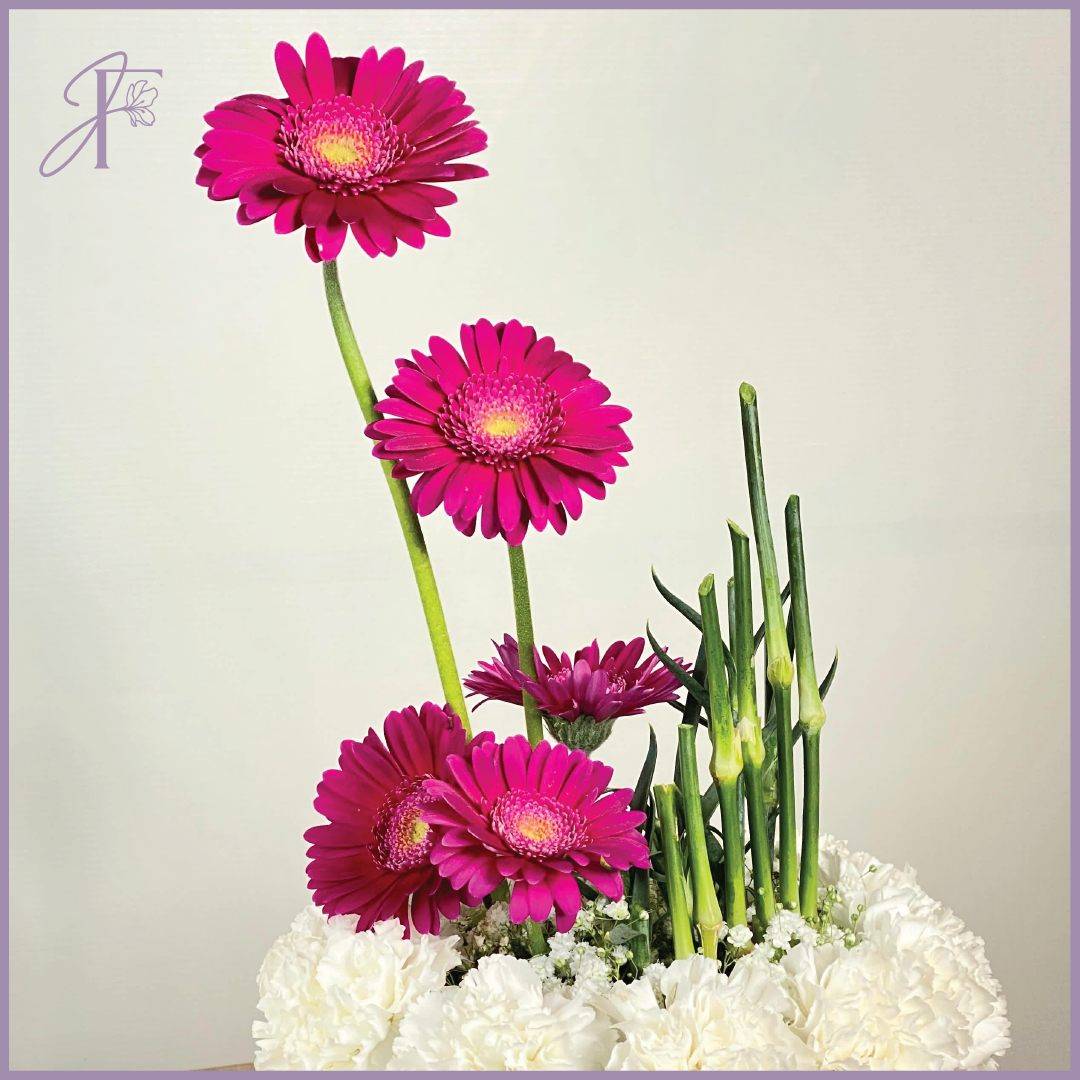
<box><xmin>253</xmin><ymin>838</ymin><xmax>1009</xmax><ymax>1070</ymax></box>
<box><xmin>252</xmin><ymin>906</ymin><xmax>460</xmax><ymax>1070</ymax></box>
<box><xmin>763</xmin><ymin>835</ymin><xmax>1012</xmax><ymax>1071</ymax></box>
<box><xmin>451</xmin><ymin>894</ymin><xmax>638</xmax><ymax>999</ymax></box>
<box><xmin>391</xmin><ymin>954</ymin><xmax>617</xmax><ymax>1070</ymax></box>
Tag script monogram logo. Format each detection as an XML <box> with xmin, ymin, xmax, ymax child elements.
<box><xmin>39</xmin><ymin>51</ymin><xmax>163</xmax><ymax>177</ymax></box>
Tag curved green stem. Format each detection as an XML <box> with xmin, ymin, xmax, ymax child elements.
<box><xmin>507</xmin><ymin>543</ymin><xmax>544</xmax><ymax>746</ymax></box>
<box><xmin>321</xmin><ymin>260</ymin><xmax>469</xmax><ymax>732</ymax></box>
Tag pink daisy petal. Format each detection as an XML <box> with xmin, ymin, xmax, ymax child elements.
<box><xmin>509</xmin><ymin>881</ymin><xmax>531</xmax><ymax>923</ymax></box>
<box><xmin>304</xmin><ymin>33</ymin><xmax>337</xmax><ymax>101</ymax></box>
<box><xmin>275</xmin><ymin>40</ymin><xmax>312</xmax><ymax>105</ymax></box>
<box><xmin>351</xmin><ymin>46</ymin><xmax>380</xmax><ymax>103</ymax></box>
<box><xmin>372</xmin><ymin>47</ymin><xmax>406</xmax><ymax>110</ymax></box>
<box><xmin>315</xmin><ymin>218</ymin><xmax>348</xmax><ymax>261</ymax></box>
<box><xmin>350</xmin><ymin>220</ymin><xmax>381</xmax><ymax>258</ymax></box>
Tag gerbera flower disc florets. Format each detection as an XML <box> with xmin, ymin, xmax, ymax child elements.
<box><xmin>366</xmin><ymin>319</ymin><xmax>632</xmax><ymax>543</ymax></box>
<box><xmin>304</xmin><ymin>702</ymin><xmax>493</xmax><ymax>934</ymax></box>
<box><xmin>195</xmin><ymin>32</ymin><xmax>487</xmax><ymax>261</ymax></box>
<box><xmin>423</xmin><ymin>736</ymin><xmax>650</xmax><ymax>931</ymax></box>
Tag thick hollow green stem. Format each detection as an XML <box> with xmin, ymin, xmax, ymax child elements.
<box><xmin>728</xmin><ymin>521</ymin><xmax>775</xmax><ymax>927</ymax></box>
<box><xmin>772</xmin><ymin>680</ymin><xmax>798</xmax><ymax>909</ymax></box>
<box><xmin>322</xmin><ymin>261</ymin><xmax>469</xmax><ymax>731</ymax></box>
<box><xmin>739</xmin><ymin>383</ymin><xmax>797</xmax><ymax>909</ymax></box>
<box><xmin>677</xmin><ymin>725</ymin><xmax>725</xmax><ymax>957</ymax></box>
<box><xmin>738</xmin><ymin>384</ymin><xmax>793</xmax><ymax>690</ymax></box>
<box><xmin>717</xmin><ymin>778</ymin><xmax>748</xmax><ymax>927</ymax></box>
<box><xmin>698</xmin><ymin>575</ymin><xmax>747</xmax><ymax>928</ymax></box>
<box><xmin>698</xmin><ymin>576</ymin><xmax>739</xmax><ymax>781</ymax></box>
<box><xmin>654</xmin><ymin>784</ymin><xmax>694</xmax><ymax>959</ymax></box>
<box><xmin>507</xmin><ymin>543</ymin><xmax>544</xmax><ymax>746</ymax></box>
<box><xmin>785</xmin><ymin>495</ymin><xmax>827</xmax><ymax>919</ymax></box>
<box><xmin>628</xmin><ymin>864</ymin><xmax>652</xmax><ymax>970</ymax></box>
<box><xmin>785</xmin><ymin>496</ymin><xmax>827</xmax><ymax>734</ymax></box>
<box><xmin>742</xmin><ymin>760</ymin><xmax>775</xmax><ymax>927</ymax></box>
<box><xmin>799</xmin><ymin>730</ymin><xmax>822</xmax><ymax>919</ymax></box>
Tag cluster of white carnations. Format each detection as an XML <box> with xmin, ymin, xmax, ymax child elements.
<box><xmin>253</xmin><ymin>837</ymin><xmax>1010</xmax><ymax>1071</ymax></box>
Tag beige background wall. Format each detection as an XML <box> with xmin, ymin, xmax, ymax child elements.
<box><xmin>9</xmin><ymin>8</ymin><xmax>1069</xmax><ymax>1070</ymax></box>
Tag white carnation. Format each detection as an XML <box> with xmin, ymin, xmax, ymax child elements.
<box><xmin>253</xmin><ymin>906</ymin><xmax>460</xmax><ymax>1070</ymax></box>
<box><xmin>745</xmin><ymin>836</ymin><xmax>1010</xmax><ymax>1070</ymax></box>
<box><xmin>607</xmin><ymin>954</ymin><xmax>818</xmax><ymax>1070</ymax></box>
<box><xmin>390</xmin><ymin>954</ymin><xmax>616</xmax><ymax>1070</ymax></box>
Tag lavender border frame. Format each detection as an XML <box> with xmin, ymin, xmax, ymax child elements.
<box><xmin>2</xmin><ymin>1</ymin><xmax>1072</xmax><ymax>1075</ymax></box>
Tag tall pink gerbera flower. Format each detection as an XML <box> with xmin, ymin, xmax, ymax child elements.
<box><xmin>423</xmin><ymin>736</ymin><xmax>649</xmax><ymax>931</ymax></box>
<box><xmin>366</xmin><ymin>320</ymin><xmax>632</xmax><ymax>544</ymax></box>
<box><xmin>195</xmin><ymin>32</ymin><xmax>487</xmax><ymax>262</ymax></box>
<box><xmin>465</xmin><ymin>635</ymin><xmax>685</xmax><ymax>751</ymax></box>
<box><xmin>304</xmin><ymin>702</ymin><xmax>493</xmax><ymax>934</ymax></box>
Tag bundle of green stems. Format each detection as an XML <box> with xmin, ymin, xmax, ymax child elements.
<box><xmin>652</xmin><ymin>382</ymin><xmax>832</xmax><ymax>955</ymax></box>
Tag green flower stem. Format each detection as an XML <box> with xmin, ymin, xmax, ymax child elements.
<box><xmin>628</xmin><ymin>865</ymin><xmax>652</xmax><ymax>971</ymax></box>
<box><xmin>739</xmin><ymin>382</ymin><xmax>797</xmax><ymax>910</ymax></box>
<box><xmin>677</xmin><ymin>725</ymin><xmax>725</xmax><ymax>957</ymax></box>
<box><xmin>717</xmin><ymin>775</ymin><xmax>748</xmax><ymax>929</ymax></box>
<box><xmin>726</xmin><ymin>577</ymin><xmax>737</xmax><ymax>665</ymax></box>
<box><xmin>785</xmin><ymin>495</ymin><xmax>827</xmax><ymax>919</ymax></box>
<box><xmin>322</xmin><ymin>260</ymin><xmax>469</xmax><ymax>732</ymax></box>
<box><xmin>525</xmin><ymin>918</ymin><xmax>547</xmax><ymax>957</ymax></box>
<box><xmin>507</xmin><ymin>543</ymin><xmax>544</xmax><ymax>747</ymax></box>
<box><xmin>800</xmin><ymin>730</ymin><xmax>822</xmax><ymax>919</ymax></box>
<box><xmin>654</xmin><ymin>784</ymin><xmax>695</xmax><ymax>959</ymax></box>
<box><xmin>728</xmin><ymin>521</ymin><xmax>776</xmax><ymax>929</ymax></box>
<box><xmin>698</xmin><ymin>575</ymin><xmax>747</xmax><ymax>927</ymax></box>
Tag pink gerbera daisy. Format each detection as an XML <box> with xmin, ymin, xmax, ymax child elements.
<box><xmin>466</xmin><ymin>634</ymin><xmax>684</xmax><ymax>721</ymax></box>
<box><xmin>304</xmin><ymin>702</ymin><xmax>493</xmax><ymax>934</ymax></box>
<box><xmin>423</xmin><ymin>736</ymin><xmax>650</xmax><ymax>931</ymax></box>
<box><xmin>195</xmin><ymin>32</ymin><xmax>487</xmax><ymax>262</ymax></box>
<box><xmin>366</xmin><ymin>319</ymin><xmax>632</xmax><ymax>544</ymax></box>
<box><xmin>464</xmin><ymin>635</ymin><xmax>685</xmax><ymax>752</ymax></box>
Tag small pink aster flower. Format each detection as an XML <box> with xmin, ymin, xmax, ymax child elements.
<box><xmin>195</xmin><ymin>32</ymin><xmax>487</xmax><ymax>262</ymax></box>
<box><xmin>304</xmin><ymin>702</ymin><xmax>493</xmax><ymax>934</ymax></box>
<box><xmin>465</xmin><ymin>634</ymin><xmax>684</xmax><ymax>722</ymax></box>
<box><xmin>423</xmin><ymin>736</ymin><xmax>650</xmax><ymax>931</ymax></box>
<box><xmin>366</xmin><ymin>319</ymin><xmax>632</xmax><ymax>544</ymax></box>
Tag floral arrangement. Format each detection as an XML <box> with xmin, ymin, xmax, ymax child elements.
<box><xmin>196</xmin><ymin>32</ymin><xmax>1010</xmax><ymax>1071</ymax></box>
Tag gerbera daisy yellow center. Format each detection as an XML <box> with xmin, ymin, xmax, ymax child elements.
<box><xmin>440</xmin><ymin>373</ymin><xmax>565</xmax><ymax>470</ymax></box>
<box><xmin>314</xmin><ymin>132</ymin><xmax>372</xmax><ymax>169</ymax></box>
<box><xmin>492</xmin><ymin>789</ymin><xmax>587</xmax><ymax>859</ymax></box>
<box><xmin>280</xmin><ymin>95</ymin><xmax>407</xmax><ymax>194</ymax></box>
<box><xmin>516</xmin><ymin>814</ymin><xmax>556</xmax><ymax>842</ymax></box>
<box><xmin>480</xmin><ymin>408</ymin><xmax>526</xmax><ymax>438</ymax></box>
<box><xmin>373</xmin><ymin>778</ymin><xmax>437</xmax><ymax>871</ymax></box>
